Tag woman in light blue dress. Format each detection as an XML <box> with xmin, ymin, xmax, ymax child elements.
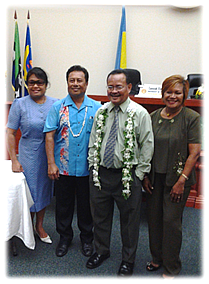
<box><xmin>7</xmin><ymin>67</ymin><xmax>57</xmax><ymax>244</ymax></box>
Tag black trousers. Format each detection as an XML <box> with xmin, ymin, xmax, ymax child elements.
<box><xmin>55</xmin><ymin>175</ymin><xmax>93</xmax><ymax>244</ymax></box>
<box><xmin>146</xmin><ymin>173</ymin><xmax>191</xmax><ymax>276</ymax></box>
<box><xmin>89</xmin><ymin>166</ymin><xmax>142</xmax><ymax>263</ymax></box>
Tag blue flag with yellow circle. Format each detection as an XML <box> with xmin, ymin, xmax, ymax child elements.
<box><xmin>23</xmin><ymin>23</ymin><xmax>33</xmax><ymax>96</ymax></box>
<box><xmin>115</xmin><ymin>6</ymin><xmax>127</xmax><ymax>69</ymax></box>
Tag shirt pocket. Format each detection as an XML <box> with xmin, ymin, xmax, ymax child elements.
<box><xmin>86</xmin><ymin>117</ymin><xmax>94</xmax><ymax>133</ymax></box>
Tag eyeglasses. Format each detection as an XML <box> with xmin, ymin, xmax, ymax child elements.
<box><xmin>106</xmin><ymin>85</ymin><xmax>125</xmax><ymax>91</ymax></box>
<box><xmin>28</xmin><ymin>80</ymin><xmax>45</xmax><ymax>87</ymax></box>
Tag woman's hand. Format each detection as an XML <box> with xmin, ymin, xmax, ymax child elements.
<box><xmin>48</xmin><ymin>163</ymin><xmax>60</xmax><ymax>180</ymax></box>
<box><xmin>142</xmin><ymin>176</ymin><xmax>153</xmax><ymax>195</ymax></box>
<box><xmin>170</xmin><ymin>178</ymin><xmax>185</xmax><ymax>203</ymax></box>
<box><xmin>170</xmin><ymin>143</ymin><xmax>201</xmax><ymax>203</ymax></box>
<box><xmin>12</xmin><ymin>159</ymin><xmax>24</xmax><ymax>173</ymax></box>
<box><xmin>45</xmin><ymin>131</ymin><xmax>59</xmax><ymax>180</ymax></box>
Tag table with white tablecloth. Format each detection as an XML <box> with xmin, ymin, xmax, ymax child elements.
<box><xmin>5</xmin><ymin>160</ymin><xmax>35</xmax><ymax>250</ymax></box>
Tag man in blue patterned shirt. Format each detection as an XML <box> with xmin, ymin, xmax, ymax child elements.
<box><xmin>44</xmin><ymin>65</ymin><xmax>101</xmax><ymax>258</ymax></box>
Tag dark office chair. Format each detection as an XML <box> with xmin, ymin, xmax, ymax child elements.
<box><xmin>186</xmin><ymin>74</ymin><xmax>203</xmax><ymax>99</ymax></box>
<box><xmin>124</xmin><ymin>69</ymin><xmax>142</xmax><ymax>96</ymax></box>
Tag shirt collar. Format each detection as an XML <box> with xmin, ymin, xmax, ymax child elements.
<box><xmin>63</xmin><ymin>94</ymin><xmax>93</xmax><ymax>109</ymax></box>
<box><xmin>108</xmin><ymin>97</ymin><xmax>131</xmax><ymax>113</ymax></box>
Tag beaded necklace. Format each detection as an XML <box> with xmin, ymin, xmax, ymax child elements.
<box><xmin>67</xmin><ymin>106</ymin><xmax>88</xmax><ymax>137</ymax></box>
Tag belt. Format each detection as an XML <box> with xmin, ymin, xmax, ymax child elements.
<box><xmin>100</xmin><ymin>165</ymin><xmax>137</xmax><ymax>173</ymax></box>
<box><xmin>100</xmin><ymin>166</ymin><xmax>122</xmax><ymax>173</ymax></box>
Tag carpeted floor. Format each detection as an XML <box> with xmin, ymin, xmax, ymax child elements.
<box><xmin>7</xmin><ymin>197</ymin><xmax>202</xmax><ymax>278</ymax></box>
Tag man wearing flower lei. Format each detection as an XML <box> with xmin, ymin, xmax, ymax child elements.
<box><xmin>86</xmin><ymin>69</ymin><xmax>154</xmax><ymax>276</ymax></box>
<box><xmin>44</xmin><ymin>65</ymin><xmax>101</xmax><ymax>258</ymax></box>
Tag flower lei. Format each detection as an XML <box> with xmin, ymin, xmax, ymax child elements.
<box><xmin>173</xmin><ymin>152</ymin><xmax>185</xmax><ymax>176</ymax></box>
<box><xmin>92</xmin><ymin>107</ymin><xmax>109</xmax><ymax>190</ymax></box>
<box><xmin>92</xmin><ymin>103</ymin><xmax>136</xmax><ymax>200</ymax></box>
<box><xmin>121</xmin><ymin>106</ymin><xmax>136</xmax><ymax>199</ymax></box>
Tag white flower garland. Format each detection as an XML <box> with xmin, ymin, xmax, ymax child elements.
<box><xmin>92</xmin><ymin>103</ymin><xmax>136</xmax><ymax>200</ymax></box>
<box><xmin>121</xmin><ymin>106</ymin><xmax>136</xmax><ymax>199</ymax></box>
<box><xmin>92</xmin><ymin>106</ymin><xmax>108</xmax><ymax>190</ymax></box>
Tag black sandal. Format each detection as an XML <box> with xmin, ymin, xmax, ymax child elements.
<box><xmin>146</xmin><ymin>261</ymin><xmax>161</xmax><ymax>272</ymax></box>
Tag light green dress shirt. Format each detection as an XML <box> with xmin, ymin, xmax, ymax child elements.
<box><xmin>88</xmin><ymin>97</ymin><xmax>154</xmax><ymax>180</ymax></box>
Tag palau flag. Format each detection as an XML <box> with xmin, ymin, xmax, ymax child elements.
<box><xmin>23</xmin><ymin>22</ymin><xmax>32</xmax><ymax>96</ymax></box>
<box><xmin>115</xmin><ymin>6</ymin><xmax>127</xmax><ymax>69</ymax></box>
<box><xmin>12</xmin><ymin>21</ymin><xmax>22</xmax><ymax>98</ymax></box>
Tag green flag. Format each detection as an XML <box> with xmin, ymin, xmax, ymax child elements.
<box><xmin>12</xmin><ymin>21</ymin><xmax>22</xmax><ymax>98</ymax></box>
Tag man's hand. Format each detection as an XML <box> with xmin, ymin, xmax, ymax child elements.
<box><xmin>142</xmin><ymin>176</ymin><xmax>153</xmax><ymax>195</ymax></box>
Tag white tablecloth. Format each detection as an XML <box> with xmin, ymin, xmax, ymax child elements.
<box><xmin>5</xmin><ymin>160</ymin><xmax>35</xmax><ymax>250</ymax></box>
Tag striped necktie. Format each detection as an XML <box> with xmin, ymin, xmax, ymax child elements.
<box><xmin>103</xmin><ymin>106</ymin><xmax>120</xmax><ymax>168</ymax></box>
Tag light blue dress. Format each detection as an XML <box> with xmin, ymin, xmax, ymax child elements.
<box><xmin>7</xmin><ymin>95</ymin><xmax>58</xmax><ymax>212</ymax></box>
